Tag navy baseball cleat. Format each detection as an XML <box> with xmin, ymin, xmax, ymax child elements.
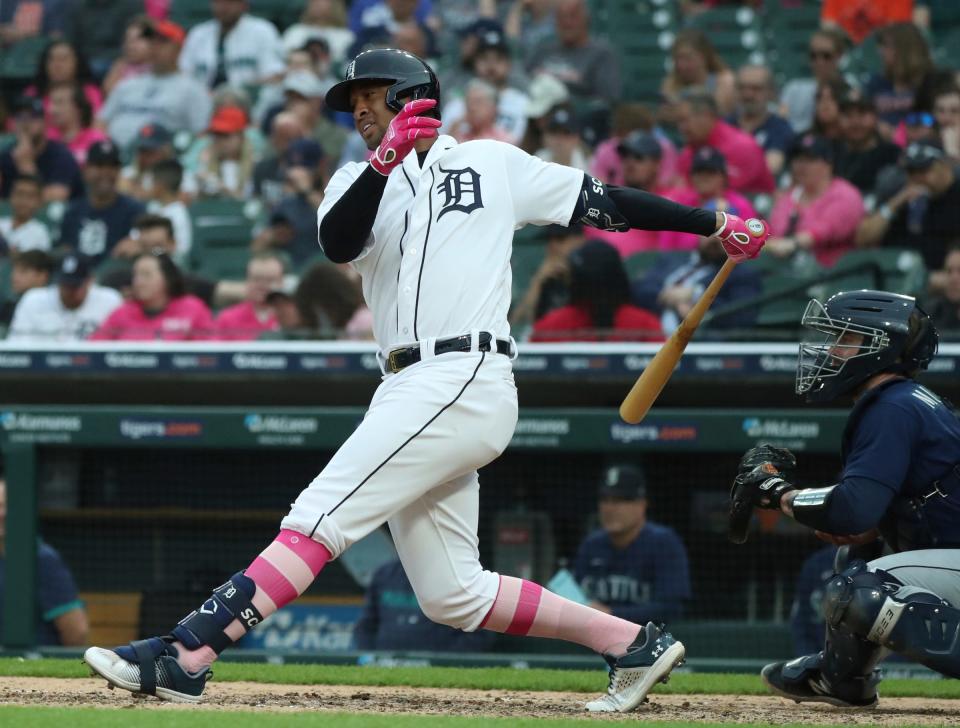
<box><xmin>761</xmin><ymin>655</ymin><xmax>879</xmax><ymax>708</ymax></box>
<box><xmin>585</xmin><ymin>622</ymin><xmax>686</xmax><ymax>712</ymax></box>
<box><xmin>84</xmin><ymin>637</ymin><xmax>210</xmax><ymax>703</ymax></box>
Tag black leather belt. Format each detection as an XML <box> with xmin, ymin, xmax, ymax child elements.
<box><xmin>387</xmin><ymin>332</ymin><xmax>511</xmax><ymax>373</ymax></box>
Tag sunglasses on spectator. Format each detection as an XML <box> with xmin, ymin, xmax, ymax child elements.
<box><xmin>809</xmin><ymin>50</ymin><xmax>836</xmax><ymax>60</ymax></box>
<box><xmin>906</xmin><ymin>112</ymin><xmax>935</xmax><ymax>128</ymax></box>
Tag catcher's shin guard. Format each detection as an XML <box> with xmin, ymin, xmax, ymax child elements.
<box><xmin>824</xmin><ymin>560</ymin><xmax>960</xmax><ymax>678</ymax></box>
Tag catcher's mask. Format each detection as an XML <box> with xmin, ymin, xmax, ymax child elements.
<box><xmin>795</xmin><ymin>289</ymin><xmax>938</xmax><ymax>403</ymax></box>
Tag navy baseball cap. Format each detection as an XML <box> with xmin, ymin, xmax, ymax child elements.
<box><xmin>617</xmin><ymin>131</ymin><xmax>661</xmax><ymax>159</ymax></box>
<box><xmin>791</xmin><ymin>133</ymin><xmax>834</xmax><ymax>164</ymax></box>
<box><xmin>475</xmin><ymin>27</ymin><xmax>509</xmax><ymax>54</ymax></box>
<box><xmin>599</xmin><ymin>464</ymin><xmax>647</xmax><ymax>500</ymax></box>
<box><xmin>134</xmin><ymin>124</ymin><xmax>174</xmax><ymax>150</ymax></box>
<box><xmin>901</xmin><ymin>141</ymin><xmax>945</xmax><ymax>171</ymax></box>
<box><xmin>838</xmin><ymin>87</ymin><xmax>875</xmax><ymax>112</ymax></box>
<box><xmin>284</xmin><ymin>138</ymin><xmax>324</xmax><ymax>168</ymax></box>
<box><xmin>545</xmin><ymin>107</ymin><xmax>578</xmax><ymax>133</ymax></box>
<box><xmin>691</xmin><ymin>146</ymin><xmax>727</xmax><ymax>174</ymax></box>
<box><xmin>58</xmin><ymin>254</ymin><xmax>93</xmax><ymax>286</ymax></box>
<box><xmin>87</xmin><ymin>139</ymin><xmax>122</xmax><ymax>166</ymax></box>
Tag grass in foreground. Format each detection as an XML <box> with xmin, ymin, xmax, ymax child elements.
<box><xmin>1</xmin><ymin>657</ymin><xmax>958</xmax><ymax>699</ymax></box>
<box><xmin>0</xmin><ymin>707</ymin><xmax>934</xmax><ymax>728</ymax></box>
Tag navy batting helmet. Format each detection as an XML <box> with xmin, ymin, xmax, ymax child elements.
<box><xmin>325</xmin><ymin>48</ymin><xmax>440</xmax><ymax>115</ymax></box>
<box><xmin>795</xmin><ymin>289</ymin><xmax>939</xmax><ymax>403</ymax></box>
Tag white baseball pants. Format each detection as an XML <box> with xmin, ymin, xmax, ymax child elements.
<box><xmin>280</xmin><ymin>348</ymin><xmax>518</xmax><ymax>631</ymax></box>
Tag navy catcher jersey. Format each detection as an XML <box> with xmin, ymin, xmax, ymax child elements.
<box><xmin>838</xmin><ymin>379</ymin><xmax>960</xmax><ymax>543</ymax></box>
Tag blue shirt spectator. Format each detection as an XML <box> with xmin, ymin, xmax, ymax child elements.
<box><xmin>59</xmin><ymin>139</ymin><xmax>145</xmax><ymax>265</ymax></box>
<box><xmin>0</xmin><ymin>478</ymin><xmax>88</xmax><ymax>646</ymax></box>
<box><xmin>0</xmin><ymin>96</ymin><xmax>83</xmax><ymax>202</ymax></box>
<box><xmin>573</xmin><ymin>465</ymin><xmax>691</xmax><ymax>625</ymax></box>
<box><xmin>631</xmin><ymin>235</ymin><xmax>762</xmax><ymax>334</ymax></box>
<box><xmin>353</xmin><ymin>559</ymin><xmax>495</xmax><ymax>652</ymax></box>
<box><xmin>349</xmin><ymin>0</ymin><xmax>433</xmax><ymax>34</ymax></box>
<box><xmin>730</xmin><ymin>65</ymin><xmax>795</xmax><ymax>177</ymax></box>
<box><xmin>789</xmin><ymin>545</ymin><xmax>837</xmax><ymax>656</ymax></box>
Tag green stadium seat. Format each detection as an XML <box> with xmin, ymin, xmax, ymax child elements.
<box><xmin>37</xmin><ymin>201</ymin><xmax>66</xmax><ymax>244</ymax></box>
<box><xmin>0</xmin><ymin>133</ymin><xmax>15</xmax><ymax>153</ymax></box>
<box><xmin>755</xmin><ymin>274</ymin><xmax>815</xmax><ymax>328</ymax></box>
<box><xmin>95</xmin><ymin>258</ymin><xmax>133</xmax><ymax>287</ymax></box>
<box><xmin>510</xmin><ymin>242</ymin><xmax>545</xmax><ymax>307</ymax></box>
<box><xmin>169</xmin><ymin>0</ymin><xmax>210</xmax><ymax>30</ymax></box>
<box><xmin>0</xmin><ymin>36</ymin><xmax>47</xmax><ymax>80</ymax></box>
<box><xmin>0</xmin><ymin>257</ymin><xmax>13</xmax><ymax>306</ymax></box>
<box><xmin>828</xmin><ymin>248</ymin><xmax>927</xmax><ymax>297</ymax></box>
<box><xmin>189</xmin><ymin>199</ymin><xmax>263</xmax><ymax>280</ymax></box>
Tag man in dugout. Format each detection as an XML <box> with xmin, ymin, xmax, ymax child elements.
<box><xmin>574</xmin><ymin>464</ymin><xmax>691</xmax><ymax>625</ymax></box>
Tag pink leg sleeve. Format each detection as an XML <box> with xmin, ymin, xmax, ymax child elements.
<box><xmin>479</xmin><ymin>575</ymin><xmax>641</xmax><ymax>657</ymax></box>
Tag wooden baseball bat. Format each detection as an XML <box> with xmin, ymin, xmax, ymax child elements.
<box><xmin>620</xmin><ymin>258</ymin><xmax>737</xmax><ymax>424</ymax></box>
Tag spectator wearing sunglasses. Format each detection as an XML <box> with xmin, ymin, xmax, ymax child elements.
<box><xmin>833</xmin><ymin>87</ymin><xmax>901</xmax><ymax>196</ymax></box>
<box><xmin>780</xmin><ymin>28</ymin><xmax>848</xmax><ymax>134</ymax></box>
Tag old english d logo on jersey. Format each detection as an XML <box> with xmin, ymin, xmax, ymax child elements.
<box><xmin>435</xmin><ymin>165</ymin><xmax>483</xmax><ymax>220</ymax></box>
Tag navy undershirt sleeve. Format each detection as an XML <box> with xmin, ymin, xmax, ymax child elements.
<box><xmin>573</xmin><ymin>183</ymin><xmax>719</xmax><ymax>235</ymax></box>
<box><xmin>319</xmin><ymin>166</ymin><xmax>388</xmax><ymax>263</ymax></box>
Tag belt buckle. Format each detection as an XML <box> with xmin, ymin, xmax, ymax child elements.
<box><xmin>388</xmin><ymin>348</ymin><xmax>403</xmax><ymax>373</ymax></box>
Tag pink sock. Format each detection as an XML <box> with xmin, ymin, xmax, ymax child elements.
<box><xmin>175</xmin><ymin>530</ymin><xmax>330</xmax><ymax>673</ymax></box>
<box><xmin>479</xmin><ymin>575</ymin><xmax>641</xmax><ymax>657</ymax></box>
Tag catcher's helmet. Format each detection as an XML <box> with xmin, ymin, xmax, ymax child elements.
<box><xmin>325</xmin><ymin>48</ymin><xmax>440</xmax><ymax>115</ymax></box>
<box><xmin>795</xmin><ymin>289</ymin><xmax>939</xmax><ymax>403</ymax></box>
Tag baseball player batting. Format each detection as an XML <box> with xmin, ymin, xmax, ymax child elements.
<box><xmin>729</xmin><ymin>290</ymin><xmax>960</xmax><ymax>706</ymax></box>
<box><xmin>84</xmin><ymin>49</ymin><xmax>768</xmax><ymax>712</ymax></box>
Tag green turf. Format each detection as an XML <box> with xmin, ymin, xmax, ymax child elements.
<box><xmin>0</xmin><ymin>708</ymin><xmax>932</xmax><ymax>728</ymax></box>
<box><xmin>1</xmin><ymin>657</ymin><xmax>958</xmax><ymax>699</ymax></box>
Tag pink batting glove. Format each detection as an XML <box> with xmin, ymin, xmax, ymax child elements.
<box><xmin>369</xmin><ymin>98</ymin><xmax>442</xmax><ymax>176</ymax></box>
<box><xmin>715</xmin><ymin>212</ymin><xmax>770</xmax><ymax>262</ymax></box>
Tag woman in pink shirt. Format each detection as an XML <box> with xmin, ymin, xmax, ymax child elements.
<box><xmin>26</xmin><ymin>40</ymin><xmax>103</xmax><ymax>137</ymax></box>
<box><xmin>91</xmin><ymin>253</ymin><xmax>214</xmax><ymax>341</ymax></box>
<box><xmin>46</xmin><ymin>85</ymin><xmax>108</xmax><ymax>165</ymax></box>
<box><xmin>766</xmin><ymin>134</ymin><xmax>865</xmax><ymax>267</ymax></box>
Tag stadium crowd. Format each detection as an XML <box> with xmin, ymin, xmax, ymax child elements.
<box><xmin>0</xmin><ymin>0</ymin><xmax>958</xmax><ymax>341</ymax></box>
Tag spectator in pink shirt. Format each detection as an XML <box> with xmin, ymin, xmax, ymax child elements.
<box><xmin>766</xmin><ymin>134</ymin><xmax>865</xmax><ymax>267</ymax></box>
<box><xmin>26</xmin><ymin>40</ymin><xmax>103</xmax><ymax>138</ymax></box>
<box><xmin>214</xmin><ymin>252</ymin><xmax>287</xmax><ymax>340</ymax></box>
<box><xmin>676</xmin><ymin>92</ymin><xmax>775</xmax><ymax>194</ymax></box>
<box><xmin>589</xmin><ymin>103</ymin><xmax>679</xmax><ymax>189</ymax></box>
<box><xmin>47</xmin><ymin>85</ymin><xmax>109</xmax><ymax>165</ymax></box>
<box><xmin>90</xmin><ymin>252</ymin><xmax>214</xmax><ymax>340</ymax></box>
<box><xmin>589</xmin><ymin>131</ymin><xmax>676</xmax><ymax>256</ymax></box>
<box><xmin>660</xmin><ymin>147</ymin><xmax>758</xmax><ymax>252</ymax></box>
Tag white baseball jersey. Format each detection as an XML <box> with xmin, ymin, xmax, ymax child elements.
<box><xmin>8</xmin><ymin>284</ymin><xmax>122</xmax><ymax>342</ymax></box>
<box><xmin>316</xmin><ymin>135</ymin><xmax>583</xmax><ymax>351</ymax></box>
<box><xmin>179</xmin><ymin>15</ymin><xmax>285</xmax><ymax>88</ymax></box>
